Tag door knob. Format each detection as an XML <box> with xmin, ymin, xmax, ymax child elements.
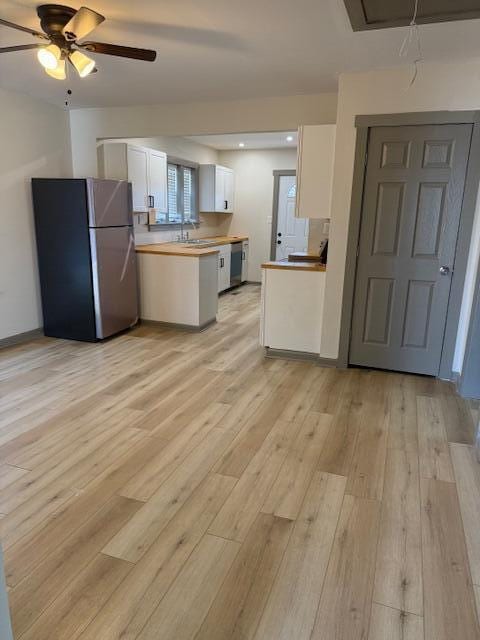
<box><xmin>439</xmin><ymin>266</ymin><xmax>450</xmax><ymax>276</ymax></box>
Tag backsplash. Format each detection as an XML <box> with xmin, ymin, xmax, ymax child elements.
<box><xmin>307</xmin><ymin>218</ymin><xmax>330</xmax><ymax>255</ymax></box>
<box><xmin>134</xmin><ymin>212</ymin><xmax>232</xmax><ymax>245</ymax></box>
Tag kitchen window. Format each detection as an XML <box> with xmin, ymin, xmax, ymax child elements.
<box><xmin>154</xmin><ymin>160</ymin><xmax>198</xmax><ymax>225</ymax></box>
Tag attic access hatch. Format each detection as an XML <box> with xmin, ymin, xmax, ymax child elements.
<box><xmin>344</xmin><ymin>0</ymin><xmax>480</xmax><ymax>30</ymax></box>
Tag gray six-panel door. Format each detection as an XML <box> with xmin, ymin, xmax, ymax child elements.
<box><xmin>350</xmin><ymin>124</ymin><xmax>472</xmax><ymax>375</ymax></box>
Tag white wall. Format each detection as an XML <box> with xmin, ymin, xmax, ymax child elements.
<box><xmin>219</xmin><ymin>149</ymin><xmax>297</xmax><ymax>281</ymax></box>
<box><xmin>0</xmin><ymin>88</ymin><xmax>72</xmax><ymax>341</ymax></box>
<box><xmin>322</xmin><ymin>61</ymin><xmax>480</xmax><ymax>372</ymax></box>
<box><xmin>101</xmin><ymin>135</ymin><xmax>218</xmax><ymax>165</ymax></box>
<box><xmin>69</xmin><ymin>93</ymin><xmax>337</xmax><ymax>178</ymax></box>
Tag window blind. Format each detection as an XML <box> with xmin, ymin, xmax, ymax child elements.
<box><xmin>158</xmin><ymin>161</ymin><xmax>198</xmax><ymax>225</ymax></box>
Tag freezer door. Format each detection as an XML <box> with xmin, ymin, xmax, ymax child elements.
<box><xmin>89</xmin><ymin>226</ymin><xmax>139</xmax><ymax>339</ymax></box>
<box><xmin>87</xmin><ymin>179</ymin><xmax>132</xmax><ymax>228</ymax></box>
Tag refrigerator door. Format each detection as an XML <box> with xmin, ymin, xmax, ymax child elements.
<box><xmin>87</xmin><ymin>179</ymin><xmax>132</xmax><ymax>228</ymax></box>
<box><xmin>89</xmin><ymin>226</ymin><xmax>139</xmax><ymax>339</ymax></box>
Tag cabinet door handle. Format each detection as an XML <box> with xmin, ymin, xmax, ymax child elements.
<box><xmin>277</xmin><ymin>240</ymin><xmax>281</xmax><ymax>245</ymax></box>
<box><xmin>148</xmin><ymin>195</ymin><xmax>154</xmax><ymax>208</ymax></box>
<box><xmin>224</xmin><ymin>200</ymin><xmax>228</xmax><ymax>210</ymax></box>
<box><xmin>151</xmin><ymin>195</ymin><xmax>155</xmax><ymax>208</ymax></box>
<box><xmin>278</xmin><ymin>232</ymin><xmax>282</xmax><ymax>237</ymax></box>
<box><xmin>220</xmin><ymin>257</ymin><xmax>224</xmax><ymax>268</ymax></box>
<box><xmin>242</xmin><ymin>251</ymin><xmax>245</xmax><ymax>260</ymax></box>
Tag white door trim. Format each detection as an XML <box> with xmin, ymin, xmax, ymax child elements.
<box><xmin>271</xmin><ymin>169</ymin><xmax>296</xmax><ymax>260</ymax></box>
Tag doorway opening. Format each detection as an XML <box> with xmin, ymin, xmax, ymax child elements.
<box><xmin>270</xmin><ymin>170</ymin><xmax>308</xmax><ymax>260</ymax></box>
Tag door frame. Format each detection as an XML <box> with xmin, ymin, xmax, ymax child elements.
<box><xmin>338</xmin><ymin>111</ymin><xmax>480</xmax><ymax>379</ymax></box>
<box><xmin>458</xmin><ymin>255</ymin><xmax>480</xmax><ymax>398</ymax></box>
<box><xmin>271</xmin><ymin>169</ymin><xmax>296</xmax><ymax>260</ymax></box>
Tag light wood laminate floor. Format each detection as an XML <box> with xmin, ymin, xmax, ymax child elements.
<box><xmin>1</xmin><ymin>285</ymin><xmax>479</xmax><ymax>640</ymax></box>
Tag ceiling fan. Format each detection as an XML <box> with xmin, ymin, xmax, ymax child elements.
<box><xmin>0</xmin><ymin>4</ymin><xmax>157</xmax><ymax>80</ymax></box>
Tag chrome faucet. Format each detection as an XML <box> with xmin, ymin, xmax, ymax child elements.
<box><xmin>177</xmin><ymin>220</ymin><xmax>188</xmax><ymax>242</ymax></box>
<box><xmin>176</xmin><ymin>220</ymin><xmax>198</xmax><ymax>242</ymax></box>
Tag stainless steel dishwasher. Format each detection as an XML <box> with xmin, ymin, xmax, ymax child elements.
<box><xmin>230</xmin><ymin>242</ymin><xmax>242</xmax><ymax>288</ymax></box>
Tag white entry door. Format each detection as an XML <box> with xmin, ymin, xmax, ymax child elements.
<box><xmin>275</xmin><ymin>175</ymin><xmax>308</xmax><ymax>260</ymax></box>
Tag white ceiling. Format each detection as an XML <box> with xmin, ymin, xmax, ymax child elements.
<box><xmin>187</xmin><ymin>131</ymin><xmax>297</xmax><ymax>150</ymax></box>
<box><xmin>2</xmin><ymin>0</ymin><xmax>480</xmax><ymax>108</ymax></box>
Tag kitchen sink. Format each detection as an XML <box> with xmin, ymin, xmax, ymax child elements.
<box><xmin>176</xmin><ymin>238</ymin><xmax>212</xmax><ymax>245</ymax></box>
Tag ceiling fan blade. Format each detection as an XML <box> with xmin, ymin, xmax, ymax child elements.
<box><xmin>0</xmin><ymin>17</ymin><xmax>47</xmax><ymax>39</ymax></box>
<box><xmin>80</xmin><ymin>41</ymin><xmax>156</xmax><ymax>61</ymax></box>
<box><xmin>0</xmin><ymin>44</ymin><xmax>43</xmax><ymax>53</ymax></box>
<box><xmin>63</xmin><ymin>6</ymin><xmax>105</xmax><ymax>41</ymax></box>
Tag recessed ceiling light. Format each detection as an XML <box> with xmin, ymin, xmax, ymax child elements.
<box><xmin>238</xmin><ymin>142</ymin><xmax>245</xmax><ymax>148</ymax></box>
<box><xmin>286</xmin><ymin>135</ymin><xmax>294</xmax><ymax>142</ymax></box>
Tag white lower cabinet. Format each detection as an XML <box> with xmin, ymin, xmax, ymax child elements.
<box><xmin>217</xmin><ymin>244</ymin><xmax>232</xmax><ymax>293</ymax></box>
<box><xmin>260</xmin><ymin>267</ymin><xmax>326</xmax><ymax>354</ymax></box>
<box><xmin>137</xmin><ymin>253</ymin><xmax>218</xmax><ymax>328</ymax></box>
<box><xmin>241</xmin><ymin>240</ymin><xmax>249</xmax><ymax>282</ymax></box>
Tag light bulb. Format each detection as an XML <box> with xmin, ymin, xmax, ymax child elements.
<box><xmin>238</xmin><ymin>142</ymin><xmax>245</xmax><ymax>148</ymax></box>
<box><xmin>46</xmin><ymin>58</ymin><xmax>66</xmax><ymax>80</ymax></box>
<box><xmin>70</xmin><ymin>50</ymin><xmax>95</xmax><ymax>78</ymax></box>
<box><xmin>286</xmin><ymin>136</ymin><xmax>294</xmax><ymax>142</ymax></box>
<box><xmin>37</xmin><ymin>44</ymin><xmax>61</xmax><ymax>70</ymax></box>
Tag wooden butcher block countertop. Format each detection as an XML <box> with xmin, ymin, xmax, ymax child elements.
<box><xmin>262</xmin><ymin>260</ymin><xmax>326</xmax><ymax>272</ymax></box>
<box><xmin>135</xmin><ymin>235</ymin><xmax>248</xmax><ymax>257</ymax></box>
<box><xmin>202</xmin><ymin>235</ymin><xmax>248</xmax><ymax>246</ymax></box>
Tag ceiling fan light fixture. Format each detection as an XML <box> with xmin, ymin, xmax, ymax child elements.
<box><xmin>37</xmin><ymin>43</ymin><xmax>61</xmax><ymax>70</ymax></box>
<box><xmin>70</xmin><ymin>49</ymin><xmax>95</xmax><ymax>77</ymax></box>
<box><xmin>45</xmin><ymin>56</ymin><xmax>66</xmax><ymax>80</ymax></box>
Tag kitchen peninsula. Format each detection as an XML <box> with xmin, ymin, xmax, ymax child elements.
<box><xmin>260</xmin><ymin>259</ymin><xmax>327</xmax><ymax>355</ymax></box>
<box><xmin>135</xmin><ymin>236</ymin><xmax>248</xmax><ymax>330</ymax></box>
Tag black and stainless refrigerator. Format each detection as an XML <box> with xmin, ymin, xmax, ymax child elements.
<box><xmin>32</xmin><ymin>178</ymin><xmax>138</xmax><ymax>342</ymax></box>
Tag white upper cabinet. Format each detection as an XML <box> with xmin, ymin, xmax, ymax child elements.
<box><xmin>214</xmin><ymin>166</ymin><xmax>226</xmax><ymax>212</ymax></box>
<box><xmin>98</xmin><ymin>143</ymin><xmax>168</xmax><ymax>214</ymax></box>
<box><xmin>295</xmin><ymin>125</ymin><xmax>336</xmax><ymax>219</ymax></box>
<box><xmin>126</xmin><ymin>146</ymin><xmax>149</xmax><ymax>212</ymax></box>
<box><xmin>200</xmin><ymin>164</ymin><xmax>235</xmax><ymax>213</ymax></box>
<box><xmin>224</xmin><ymin>169</ymin><xmax>235</xmax><ymax>214</ymax></box>
<box><xmin>147</xmin><ymin>150</ymin><xmax>168</xmax><ymax>214</ymax></box>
